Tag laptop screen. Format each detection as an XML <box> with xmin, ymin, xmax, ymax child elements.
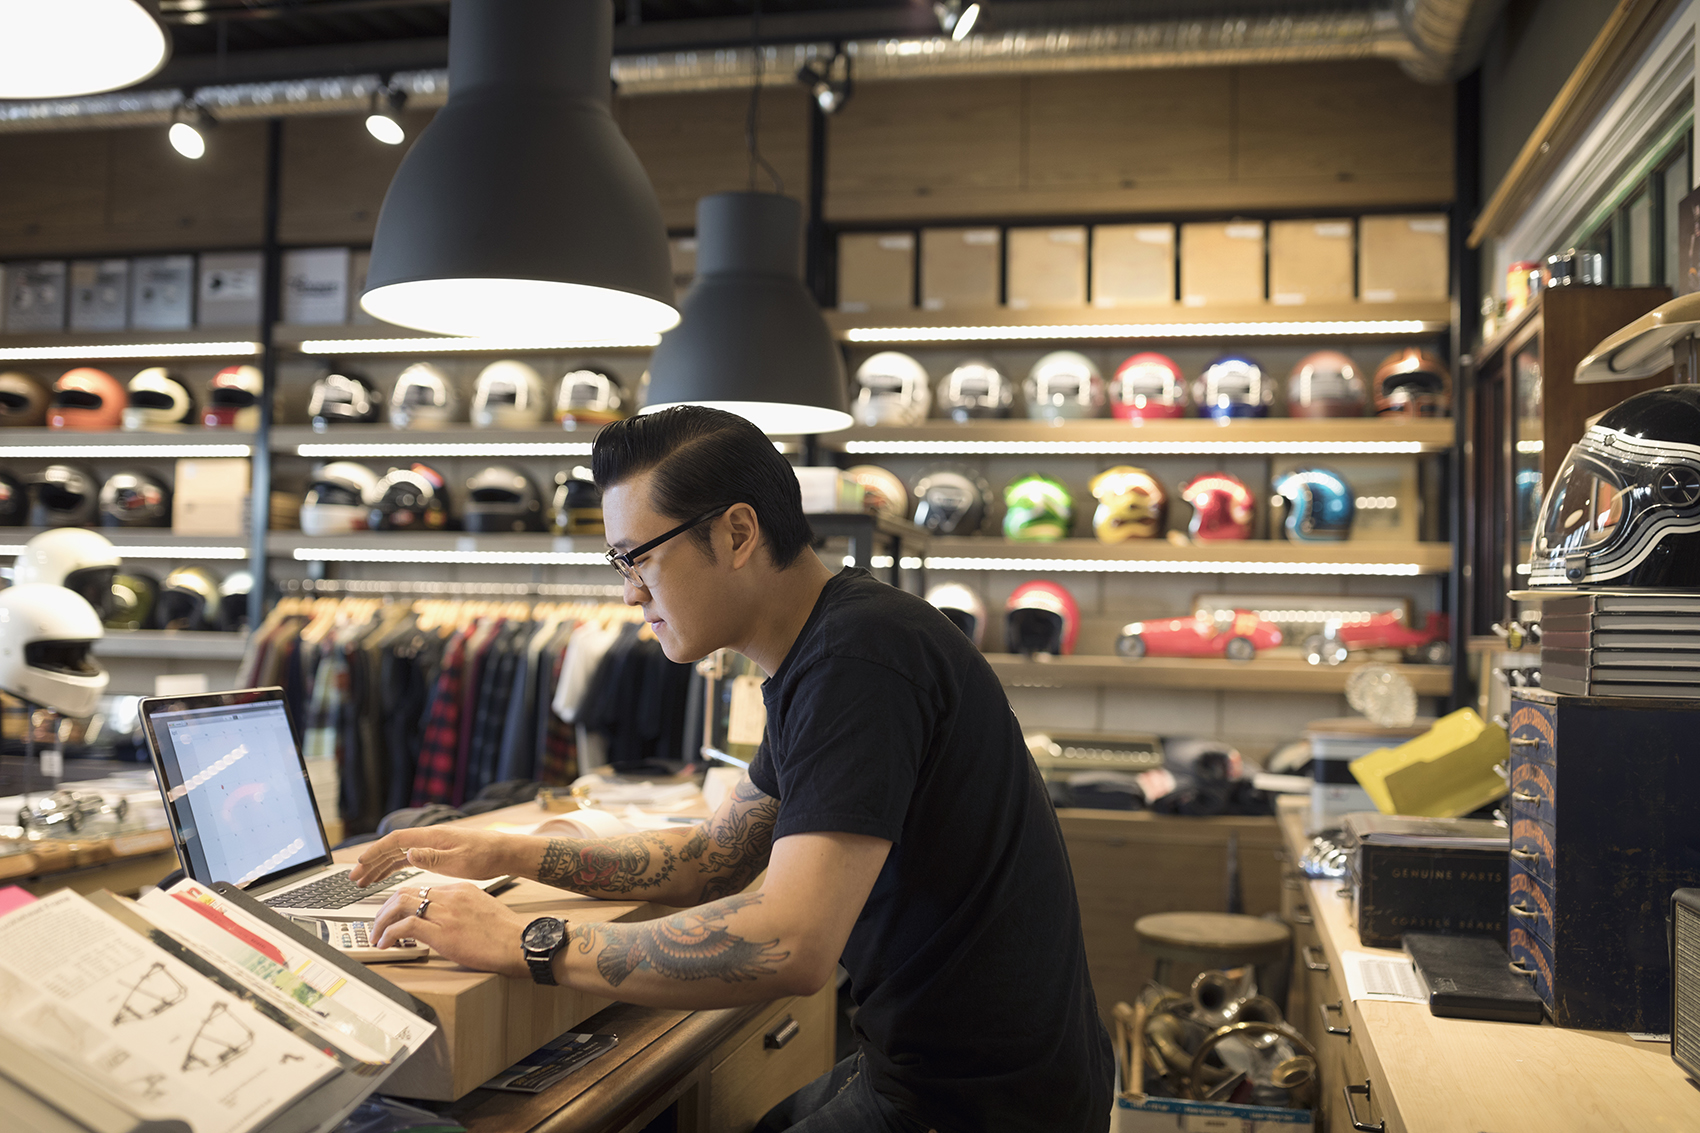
<box><xmin>144</xmin><ymin>691</ymin><xmax>331</xmax><ymax>890</ymax></box>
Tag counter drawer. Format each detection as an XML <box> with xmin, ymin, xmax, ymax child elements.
<box><xmin>708</xmin><ymin>986</ymin><xmax>834</xmax><ymax>1133</ymax></box>
<box><xmin>1507</xmin><ymin>698</ymin><xmax>1555</xmax><ymax>765</ymax></box>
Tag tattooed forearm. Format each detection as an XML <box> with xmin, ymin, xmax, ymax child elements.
<box><xmin>578</xmin><ymin>893</ymin><xmax>789</xmax><ymax>987</ymax></box>
<box><xmin>680</xmin><ymin>778</ymin><xmax>779</xmax><ymax>902</ymax></box>
<box><xmin>537</xmin><ymin>833</ymin><xmax>679</xmax><ymax>894</ymax></box>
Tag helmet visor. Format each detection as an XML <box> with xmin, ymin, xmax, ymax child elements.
<box><xmin>25</xmin><ymin>639</ymin><xmax>100</xmax><ymax>677</ymax></box>
<box><xmin>1539</xmin><ymin>454</ymin><xmax>1628</xmax><ymax>555</ymax></box>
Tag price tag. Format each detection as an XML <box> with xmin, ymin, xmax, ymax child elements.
<box><xmin>40</xmin><ymin>748</ymin><xmax>63</xmax><ymax>779</ymax></box>
<box><xmin>726</xmin><ymin>674</ymin><xmax>768</xmax><ymax>747</ymax></box>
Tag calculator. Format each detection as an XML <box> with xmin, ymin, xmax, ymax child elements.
<box><xmin>286</xmin><ymin>915</ymin><xmax>431</xmax><ymax>963</ymax></box>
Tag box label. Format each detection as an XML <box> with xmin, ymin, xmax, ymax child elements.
<box><xmin>1048</xmin><ymin>229</ymin><xmax>1085</xmax><ymax>244</ymax></box>
<box><xmin>1135</xmin><ymin>227</ymin><xmax>1172</xmax><ymax>245</ymax></box>
<box><xmin>1272</xmin><ymin>292</ymin><xmax>1306</xmax><ymax>305</ymax></box>
<box><xmin>877</xmin><ymin>234</ymin><xmax>914</xmax><ymax>251</ymax></box>
<box><xmin>963</xmin><ymin>229</ymin><xmax>999</xmax><ymax>245</ymax></box>
<box><xmin>1225</xmin><ymin>223</ymin><xmax>1263</xmax><ymax>240</ymax></box>
<box><xmin>1409</xmin><ymin>218</ymin><xmax>1447</xmax><ymax>234</ymax></box>
<box><xmin>1363</xmin><ymin>288</ymin><xmax>1397</xmax><ymax>303</ymax></box>
<box><xmin>1314</xmin><ymin>222</ymin><xmax>1352</xmax><ymax>238</ymax></box>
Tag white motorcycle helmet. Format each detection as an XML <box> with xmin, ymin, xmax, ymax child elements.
<box><xmin>925</xmin><ymin>582</ymin><xmax>988</xmax><ymax>648</ymax></box>
<box><xmin>853</xmin><ymin>352</ymin><xmax>931</xmax><ymax>427</ymax></box>
<box><xmin>389</xmin><ymin>362</ymin><xmax>461</xmax><ymax>430</ymax></box>
<box><xmin>300</xmin><ymin>462</ymin><xmax>381</xmax><ymax>536</ymax></box>
<box><xmin>472</xmin><ymin>360</ymin><xmax>546</xmax><ymax>428</ymax></box>
<box><xmin>13</xmin><ymin>528</ymin><xmax>122</xmax><ymax>621</ymax></box>
<box><xmin>0</xmin><ymin>584</ymin><xmax>108</xmax><ymax>717</ymax></box>
<box><xmin>122</xmin><ymin>367</ymin><xmax>197</xmax><ymax>431</ymax></box>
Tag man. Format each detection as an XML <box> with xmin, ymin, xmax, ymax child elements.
<box><xmin>353</xmin><ymin>406</ymin><xmax>1113</xmax><ymax>1132</ymax></box>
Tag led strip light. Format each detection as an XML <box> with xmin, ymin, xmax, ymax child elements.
<box><xmin>297</xmin><ymin>441</ymin><xmax>596</xmax><ymax>458</ymax></box>
<box><xmin>841</xmin><ymin>439</ymin><xmax>1430</xmax><ymax>456</ymax></box>
<box><xmin>843</xmin><ymin>319</ymin><xmax>1432</xmax><ymax>344</ymax></box>
<box><xmin>291</xmin><ymin>547</ymin><xmax>609</xmax><ymax>565</ymax></box>
<box><xmin>0</xmin><ymin>544</ymin><xmax>248</xmax><ymax>559</ymax></box>
<box><xmin>0</xmin><ymin>341</ymin><xmax>262</xmax><ymax>361</ymax></box>
<box><xmin>0</xmin><ymin>443</ymin><xmax>252</xmax><ymax>459</ymax></box>
<box><xmin>859</xmin><ymin>554</ymin><xmax>1425</xmax><ymax>576</ymax></box>
<box><xmin>297</xmin><ymin>335</ymin><xmax>662</xmax><ymax>355</ymax></box>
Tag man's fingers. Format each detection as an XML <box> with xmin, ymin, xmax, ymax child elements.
<box><xmin>402</xmin><ymin>846</ymin><xmax>443</xmax><ymax>871</ymax></box>
<box><xmin>375</xmin><ymin>914</ymin><xmax>434</xmax><ymax>950</ymax></box>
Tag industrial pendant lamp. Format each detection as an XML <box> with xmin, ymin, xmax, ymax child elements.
<box><xmin>360</xmin><ymin>0</ymin><xmax>678</xmax><ymax>342</ymax></box>
<box><xmin>642</xmin><ymin>193</ymin><xmax>851</xmax><ymax>435</ymax></box>
<box><xmin>0</xmin><ymin>0</ymin><xmax>170</xmax><ymax>99</ymax></box>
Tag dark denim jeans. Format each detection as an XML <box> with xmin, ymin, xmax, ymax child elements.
<box><xmin>754</xmin><ymin>1052</ymin><xmax>933</xmax><ymax>1133</ymax></box>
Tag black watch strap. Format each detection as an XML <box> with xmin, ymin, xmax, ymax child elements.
<box><xmin>522</xmin><ymin>916</ymin><xmax>567</xmax><ymax>986</ymax></box>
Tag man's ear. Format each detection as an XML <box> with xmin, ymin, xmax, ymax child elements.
<box><xmin>725</xmin><ymin>502</ymin><xmax>762</xmax><ymax>569</ymax></box>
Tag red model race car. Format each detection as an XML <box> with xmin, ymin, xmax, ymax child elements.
<box><xmin>1304</xmin><ymin>611</ymin><xmax>1452</xmax><ymax>665</ymax></box>
<box><xmin>1115</xmin><ymin>609</ymin><xmax>1283</xmax><ymax>661</ymax></box>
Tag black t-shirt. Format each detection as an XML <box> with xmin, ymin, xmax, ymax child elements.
<box><xmin>750</xmin><ymin>569</ymin><xmax>1114</xmax><ymax>1133</ymax></box>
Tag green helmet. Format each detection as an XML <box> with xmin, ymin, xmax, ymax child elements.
<box><xmin>1003</xmin><ymin>473</ymin><xmax>1074</xmax><ymax>542</ymax></box>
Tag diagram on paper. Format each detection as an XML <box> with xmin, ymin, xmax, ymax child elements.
<box><xmin>114</xmin><ymin>962</ymin><xmax>186</xmax><ymax>1025</ymax></box>
<box><xmin>182</xmin><ymin>1001</ymin><xmax>254</xmax><ymax>1072</ymax></box>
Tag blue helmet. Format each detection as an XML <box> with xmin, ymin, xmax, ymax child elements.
<box><xmin>1273</xmin><ymin>466</ymin><xmax>1354</xmax><ymax>542</ymax></box>
<box><xmin>1192</xmin><ymin>354</ymin><xmax>1272</xmax><ymax>419</ymax></box>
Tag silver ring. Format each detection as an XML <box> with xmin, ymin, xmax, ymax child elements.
<box><xmin>418</xmin><ymin>886</ymin><xmax>431</xmax><ymax>901</ymax></box>
<box><xmin>415</xmin><ymin>898</ymin><xmax>431</xmax><ymax>920</ymax></box>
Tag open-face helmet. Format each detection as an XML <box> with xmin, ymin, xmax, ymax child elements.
<box><xmin>1273</xmin><ymin>466</ymin><xmax>1354</xmax><ymax>542</ymax></box>
<box><xmin>106</xmin><ymin>570</ymin><xmax>159</xmax><ymax>631</ymax></box>
<box><xmin>1003</xmin><ymin>473</ymin><xmax>1074</xmax><ymax>542</ymax></box>
<box><xmin>1088</xmin><ymin>466</ymin><xmax>1166</xmax><ymax>542</ymax></box>
<box><xmin>204</xmin><ymin>365</ymin><xmax>262</xmax><ymax>430</ymax></box>
<box><xmin>368</xmin><ymin>463</ymin><xmax>452</xmax><ymax>530</ymax></box>
<box><xmin>123</xmin><ymin>367</ymin><xmax>197</xmax><ymax>431</ymax></box>
<box><xmin>1373</xmin><ymin>348</ymin><xmax>1450</xmax><ymax>417</ymax></box>
<box><xmin>0</xmin><ymin>371</ymin><xmax>50</xmax><ymax>426</ymax></box>
<box><xmin>463</xmin><ymin>465</ymin><xmax>544</xmax><ymax>533</ymax></box>
<box><xmin>926</xmin><ymin>582</ymin><xmax>988</xmax><ymax>647</ymax></box>
<box><xmin>0</xmin><ymin>472</ymin><xmax>25</xmax><ymax>526</ymax></box>
<box><xmin>1179</xmin><ymin>472</ymin><xmax>1254</xmax><ymax>541</ymax></box>
<box><xmin>1025</xmin><ymin>351</ymin><xmax>1106</xmax><ymax>421</ymax></box>
<box><xmin>550</xmin><ymin>469</ymin><xmax>603</xmax><ymax>536</ymax></box>
<box><xmin>1109</xmin><ymin>353</ymin><xmax>1187</xmax><ymax>420</ymax></box>
<box><xmin>844</xmin><ymin>466</ymin><xmax>909</xmax><ymax>521</ymax></box>
<box><xmin>853</xmin><ymin>352</ymin><xmax>931</xmax><ymax>427</ymax></box>
<box><xmin>0</xmin><ymin>584</ymin><xmax>108</xmax><ymax>716</ymax></box>
<box><xmin>390</xmin><ymin>362</ymin><xmax>460</xmax><ymax>429</ymax></box>
<box><xmin>1192</xmin><ymin>355</ymin><xmax>1272</xmax><ymax>419</ymax></box>
<box><xmin>912</xmin><ymin>464</ymin><xmax>992</xmax><ymax>535</ymax></box>
<box><xmin>938</xmin><ymin>359</ymin><xmax>1013</xmax><ymax>422</ymax></box>
<box><xmin>555</xmin><ymin>367</ymin><xmax>627</xmax><ymax>428</ymax></box>
<box><xmin>308</xmin><ymin>370</ymin><xmax>382</xmax><ymax>427</ymax></box>
<box><xmin>1528</xmin><ymin>385</ymin><xmax>1700</xmax><ymax>588</ymax></box>
<box><xmin>26</xmin><ymin>465</ymin><xmax>99</xmax><ymax>528</ymax></box>
<box><xmin>300</xmin><ymin>461</ymin><xmax>380</xmax><ymax>536</ymax></box>
<box><xmin>14</xmin><ymin>528</ymin><xmax>120</xmax><ymax>620</ymax></box>
<box><xmin>99</xmin><ymin>470</ymin><xmax>171</xmax><ymax>528</ymax></box>
<box><xmin>1286</xmin><ymin>351</ymin><xmax>1366</xmax><ymax>418</ymax></box>
<box><xmin>1005</xmin><ymin>580</ymin><xmax>1080</xmax><ymax>656</ymax></box>
<box><xmin>49</xmin><ymin>367</ymin><xmax>126</xmax><ymax>430</ymax></box>
<box><xmin>217</xmin><ymin>570</ymin><xmax>253</xmax><ymax>631</ymax></box>
<box><xmin>157</xmin><ymin>566</ymin><xmax>221</xmax><ymax>631</ymax></box>
<box><xmin>472</xmin><ymin>360</ymin><xmax>546</xmax><ymax>429</ymax></box>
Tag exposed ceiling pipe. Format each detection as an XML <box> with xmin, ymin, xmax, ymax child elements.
<box><xmin>0</xmin><ymin>4</ymin><xmax>1488</xmax><ymax>133</ymax></box>
<box><xmin>1398</xmin><ymin>0</ymin><xmax>1505</xmax><ymax>82</ymax></box>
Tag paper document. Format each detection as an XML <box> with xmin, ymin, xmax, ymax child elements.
<box><xmin>0</xmin><ymin>888</ymin><xmax>334</xmax><ymax>1133</ymax></box>
<box><xmin>1341</xmin><ymin>949</ymin><xmax>1428</xmax><ymax>1004</ymax></box>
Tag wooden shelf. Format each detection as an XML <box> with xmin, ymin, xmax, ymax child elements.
<box><xmin>277</xmin><ymin>324</ymin><xmax>658</xmax><ymax>355</ymax></box>
<box><xmin>94</xmin><ymin>630</ymin><xmax>248</xmax><ymax>660</ymax></box>
<box><xmin>927</xmin><ymin>537</ymin><xmax>1451</xmax><ymax>573</ymax></box>
<box><xmin>271</xmin><ymin>423</ymin><xmax>603</xmax><ymax>455</ymax></box>
<box><xmin>0</xmin><ymin>328</ymin><xmax>262</xmax><ymax>361</ymax></box>
<box><xmin>832</xmin><ymin>416</ymin><xmax>1455</xmax><ymax>454</ymax></box>
<box><xmin>986</xmin><ymin>653</ymin><xmax>1453</xmax><ymax>695</ymax></box>
<box><xmin>0</xmin><ymin>429</ymin><xmax>255</xmax><ymax>456</ymax></box>
<box><xmin>827</xmin><ymin>301</ymin><xmax>1452</xmax><ymax>344</ymax></box>
<box><xmin>0</xmin><ymin>530</ymin><xmax>248</xmax><ymax>557</ymax></box>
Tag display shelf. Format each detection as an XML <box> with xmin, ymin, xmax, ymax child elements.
<box><xmin>924</xmin><ymin>537</ymin><xmax>1452</xmax><ymax>575</ymax></box>
<box><xmin>0</xmin><ymin>429</ymin><xmax>255</xmax><ymax>458</ymax></box>
<box><xmin>93</xmin><ymin>630</ymin><xmax>248</xmax><ymax>660</ymax></box>
<box><xmin>270</xmin><ymin>532</ymin><xmax>608</xmax><ymax>566</ymax></box>
<box><xmin>986</xmin><ymin>653</ymin><xmax>1452</xmax><ymax>694</ymax></box>
<box><xmin>826</xmin><ymin>301</ymin><xmax>1452</xmax><ymax>345</ymax></box>
<box><xmin>0</xmin><ymin>529</ymin><xmax>248</xmax><ymax>558</ymax></box>
<box><xmin>831</xmin><ymin>417</ymin><xmax>1454</xmax><ymax>455</ymax></box>
<box><xmin>277</xmin><ymin>323</ymin><xmax>660</xmax><ymax>356</ymax></box>
<box><xmin>0</xmin><ymin>328</ymin><xmax>262</xmax><ymax>362</ymax></box>
<box><xmin>271</xmin><ymin>424</ymin><xmax>603</xmax><ymax>458</ymax></box>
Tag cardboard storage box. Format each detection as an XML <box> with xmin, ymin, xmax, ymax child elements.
<box><xmin>131</xmin><ymin>255</ymin><xmax>196</xmax><ymax>330</ymax></box>
<box><xmin>1345</xmin><ymin>812</ymin><xmax>1508</xmax><ymax>948</ymax></box>
<box><xmin>173</xmin><ymin>458</ymin><xmax>251</xmax><ymax>536</ymax></box>
<box><xmin>282</xmin><ymin>246</ymin><xmax>351</xmax><ymax>324</ymax></box>
<box><xmin>1091</xmin><ymin>224</ymin><xmax>1173</xmax><ymax>307</ymax></box>
<box><xmin>4</xmin><ymin>260</ymin><xmax>67</xmax><ymax>332</ymax></box>
<box><xmin>1269</xmin><ymin>219</ymin><xmax>1354</xmax><ymax>305</ymax></box>
<box><xmin>1007</xmin><ymin>226</ymin><xmax>1087</xmax><ymax>309</ymax></box>
<box><xmin>1360</xmin><ymin>213</ymin><xmax>1448</xmax><ymax>302</ymax></box>
<box><xmin>793</xmin><ymin>468</ymin><xmax>865</xmax><ymax>514</ymax></box>
<box><xmin>198</xmin><ymin>251</ymin><xmax>264</xmax><ymax>328</ymax></box>
<box><xmin>920</xmin><ymin>227</ymin><xmax>1000</xmax><ymax>309</ymax></box>
<box><xmin>68</xmin><ymin>259</ymin><xmax>129</xmax><ymax>331</ymax></box>
<box><xmin>838</xmin><ymin>232</ymin><xmax>914</xmax><ymax>311</ymax></box>
<box><xmin>1179</xmin><ymin>221</ymin><xmax>1264</xmax><ymax>306</ymax></box>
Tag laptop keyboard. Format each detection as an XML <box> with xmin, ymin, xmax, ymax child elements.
<box><xmin>263</xmin><ymin>868</ymin><xmax>420</xmax><ymax>910</ymax></box>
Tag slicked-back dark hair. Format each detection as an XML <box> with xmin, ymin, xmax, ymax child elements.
<box><xmin>591</xmin><ymin>406</ymin><xmax>813</xmax><ymax>568</ymax></box>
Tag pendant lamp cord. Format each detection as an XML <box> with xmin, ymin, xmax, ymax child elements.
<box><xmin>746</xmin><ymin>0</ymin><xmax>784</xmax><ymax>194</ymax></box>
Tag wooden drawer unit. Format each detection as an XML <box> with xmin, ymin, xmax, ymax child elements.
<box><xmin>1505</xmin><ymin>690</ymin><xmax>1700</xmax><ymax>1032</ymax></box>
<box><xmin>706</xmin><ymin>984</ymin><xmax>835</xmax><ymax>1133</ymax></box>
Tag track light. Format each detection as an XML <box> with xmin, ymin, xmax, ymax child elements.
<box><xmin>366</xmin><ymin>83</ymin><xmax>407</xmax><ymax>145</ymax></box>
<box><xmin>796</xmin><ymin>51</ymin><xmax>851</xmax><ymax>115</ymax></box>
<box><xmin>934</xmin><ymin>0</ymin><xmax>981</xmax><ymax>40</ymax></box>
<box><xmin>169</xmin><ymin>98</ymin><xmax>212</xmax><ymax>160</ymax></box>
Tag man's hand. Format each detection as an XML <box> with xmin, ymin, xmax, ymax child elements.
<box><xmin>371</xmin><ymin>881</ymin><xmax>530</xmax><ymax>978</ymax></box>
<box><xmin>349</xmin><ymin>827</ymin><xmax>519</xmax><ymax>887</ymax></box>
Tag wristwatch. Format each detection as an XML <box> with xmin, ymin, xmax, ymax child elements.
<box><xmin>522</xmin><ymin>916</ymin><xmax>568</xmax><ymax>986</ymax></box>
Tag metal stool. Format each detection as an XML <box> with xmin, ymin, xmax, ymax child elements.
<box><xmin>1135</xmin><ymin>911</ymin><xmax>1291</xmax><ymax>992</ymax></box>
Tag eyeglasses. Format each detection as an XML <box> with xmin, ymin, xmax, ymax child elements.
<box><xmin>605</xmin><ymin>505</ymin><xmax>732</xmax><ymax>589</ymax></box>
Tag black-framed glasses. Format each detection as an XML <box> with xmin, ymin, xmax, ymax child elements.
<box><xmin>604</xmin><ymin>504</ymin><xmax>732</xmax><ymax>588</ymax></box>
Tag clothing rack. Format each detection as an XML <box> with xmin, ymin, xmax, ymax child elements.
<box><xmin>282</xmin><ymin>578</ymin><xmax>626</xmax><ymax>599</ymax></box>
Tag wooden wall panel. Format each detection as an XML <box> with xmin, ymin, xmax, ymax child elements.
<box><xmin>1026</xmin><ymin>68</ymin><xmax>1234</xmax><ymax>191</ymax></box>
<box><xmin>0</xmin><ymin>131</ymin><xmax>111</xmax><ymax>256</ymax></box>
<box><xmin>279</xmin><ymin>110</ymin><xmax>437</xmax><ymax>246</ymax></box>
<box><xmin>103</xmin><ymin>120</ymin><xmax>268</xmax><ymax>250</ymax></box>
<box><xmin>616</xmin><ymin>87</ymin><xmax>811</xmax><ymax>231</ymax></box>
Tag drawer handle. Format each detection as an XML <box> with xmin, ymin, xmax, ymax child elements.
<box><xmin>1291</xmin><ymin>907</ymin><xmax>1314</xmax><ymax>926</ymax></box>
<box><xmin>1509</xmin><ymin>960</ymin><xmax>1536</xmax><ymax>979</ymax></box>
<box><xmin>764</xmin><ymin>1015</ymin><xmax>800</xmax><ymax>1050</ymax></box>
<box><xmin>1511</xmin><ymin>790</ymin><xmax>1545</xmax><ymax>804</ymax></box>
<box><xmin>1319</xmin><ymin>1000</ymin><xmax>1351</xmax><ymax>1037</ymax></box>
<box><xmin>1509</xmin><ymin>902</ymin><xmax>1539</xmax><ymax>919</ymax></box>
<box><xmin>1509</xmin><ymin>848</ymin><xmax>1540</xmax><ymax>862</ymax></box>
<box><xmin>1510</xmin><ymin>737</ymin><xmax>1540</xmax><ymax>748</ymax></box>
<box><xmin>1303</xmin><ymin>945</ymin><xmax>1330</xmax><ymax>973</ymax></box>
<box><xmin>1492</xmin><ymin>761</ymin><xmax>1509</xmax><ymax>781</ymax></box>
<box><xmin>1342</xmin><ymin>1079</ymin><xmax>1385</xmax><ymax>1133</ymax></box>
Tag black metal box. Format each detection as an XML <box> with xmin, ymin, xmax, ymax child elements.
<box><xmin>1344</xmin><ymin>813</ymin><xmax>1509</xmax><ymax>949</ymax></box>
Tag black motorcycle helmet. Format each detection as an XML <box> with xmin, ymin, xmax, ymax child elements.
<box><xmin>462</xmin><ymin>465</ymin><xmax>544</xmax><ymax>533</ymax></box>
<box><xmin>368</xmin><ymin>463</ymin><xmax>453</xmax><ymax>531</ymax></box>
<box><xmin>1530</xmin><ymin>384</ymin><xmax>1700</xmax><ymax>589</ymax></box>
<box><xmin>157</xmin><ymin>566</ymin><xmax>221</xmax><ymax>631</ymax></box>
<box><xmin>308</xmin><ymin>370</ymin><xmax>382</xmax><ymax>427</ymax></box>
<box><xmin>0</xmin><ymin>471</ymin><xmax>26</xmax><ymax>526</ymax></box>
<box><xmin>216</xmin><ymin>570</ymin><xmax>254</xmax><ymax>632</ymax></box>
<box><xmin>99</xmin><ymin>470</ymin><xmax>172</xmax><ymax>528</ymax></box>
<box><xmin>27</xmin><ymin>465</ymin><xmax>99</xmax><ymax>528</ymax></box>
<box><xmin>551</xmin><ymin>470</ymin><xmax>604</xmax><ymax>536</ymax></box>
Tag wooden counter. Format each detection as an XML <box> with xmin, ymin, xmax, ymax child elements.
<box><xmin>0</xmin><ymin>826</ymin><xmax>177</xmax><ymax>896</ymax></box>
<box><xmin>1274</xmin><ymin>796</ymin><xmax>1696</xmax><ymax>1132</ymax></box>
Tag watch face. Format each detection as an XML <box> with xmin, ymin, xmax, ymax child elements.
<box><xmin>523</xmin><ymin>916</ymin><xmax>565</xmax><ymax>953</ymax></box>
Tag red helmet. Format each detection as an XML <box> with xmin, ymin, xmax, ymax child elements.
<box><xmin>1109</xmin><ymin>352</ymin><xmax>1187</xmax><ymax>420</ymax></box>
<box><xmin>1180</xmin><ymin>472</ymin><xmax>1255</xmax><ymax>541</ymax></box>
<box><xmin>1286</xmin><ymin>351</ymin><xmax>1365</xmax><ymax>418</ymax></box>
<box><xmin>1373</xmin><ymin>348</ymin><xmax>1450</xmax><ymax>417</ymax></box>
<box><xmin>205</xmin><ymin>364</ymin><xmax>263</xmax><ymax>429</ymax></box>
<box><xmin>1005</xmin><ymin>580</ymin><xmax>1080</xmax><ymax>656</ymax></box>
<box><xmin>49</xmin><ymin>367</ymin><xmax>126</xmax><ymax>431</ymax></box>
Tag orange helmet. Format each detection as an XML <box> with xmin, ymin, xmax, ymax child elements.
<box><xmin>1373</xmin><ymin>348</ymin><xmax>1450</xmax><ymax>417</ymax></box>
<box><xmin>49</xmin><ymin>367</ymin><xmax>126</xmax><ymax>430</ymax></box>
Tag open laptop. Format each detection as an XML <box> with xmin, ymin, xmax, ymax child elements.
<box><xmin>141</xmin><ymin>687</ymin><xmax>508</xmax><ymax>919</ymax></box>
